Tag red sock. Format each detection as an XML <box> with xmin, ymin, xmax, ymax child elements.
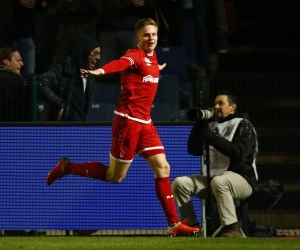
<box><xmin>155</xmin><ymin>177</ymin><xmax>179</xmax><ymax>226</ymax></box>
<box><xmin>64</xmin><ymin>162</ymin><xmax>108</xmax><ymax>181</ymax></box>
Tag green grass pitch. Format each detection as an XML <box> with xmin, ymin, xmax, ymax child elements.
<box><xmin>0</xmin><ymin>236</ymin><xmax>299</xmax><ymax>250</ymax></box>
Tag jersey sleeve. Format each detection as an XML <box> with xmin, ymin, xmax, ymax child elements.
<box><xmin>100</xmin><ymin>57</ymin><xmax>132</xmax><ymax>74</ymax></box>
<box><xmin>100</xmin><ymin>48</ymin><xmax>143</xmax><ymax>74</ymax></box>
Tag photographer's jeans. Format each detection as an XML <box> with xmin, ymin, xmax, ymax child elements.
<box><xmin>13</xmin><ymin>37</ymin><xmax>36</xmax><ymax>75</ymax></box>
<box><xmin>172</xmin><ymin>171</ymin><xmax>252</xmax><ymax>226</ymax></box>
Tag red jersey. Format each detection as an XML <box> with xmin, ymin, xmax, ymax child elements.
<box><xmin>100</xmin><ymin>46</ymin><xmax>159</xmax><ymax>123</ymax></box>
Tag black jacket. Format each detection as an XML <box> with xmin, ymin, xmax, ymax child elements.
<box><xmin>38</xmin><ymin>54</ymin><xmax>95</xmax><ymax>121</ymax></box>
<box><xmin>37</xmin><ymin>35</ymin><xmax>100</xmax><ymax>121</ymax></box>
<box><xmin>12</xmin><ymin>0</ymin><xmax>35</xmax><ymax>40</ymax></box>
<box><xmin>0</xmin><ymin>66</ymin><xmax>32</xmax><ymax>121</ymax></box>
<box><xmin>188</xmin><ymin>114</ymin><xmax>258</xmax><ymax>190</ymax></box>
<box><xmin>96</xmin><ymin>0</ymin><xmax>155</xmax><ymax>31</ymax></box>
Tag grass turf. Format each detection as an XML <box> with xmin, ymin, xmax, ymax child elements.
<box><xmin>0</xmin><ymin>236</ymin><xmax>299</xmax><ymax>250</ymax></box>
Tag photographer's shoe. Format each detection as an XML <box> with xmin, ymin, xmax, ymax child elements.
<box><xmin>222</xmin><ymin>222</ymin><xmax>245</xmax><ymax>238</ymax></box>
<box><xmin>168</xmin><ymin>219</ymin><xmax>200</xmax><ymax>237</ymax></box>
<box><xmin>46</xmin><ymin>157</ymin><xmax>70</xmax><ymax>185</ymax></box>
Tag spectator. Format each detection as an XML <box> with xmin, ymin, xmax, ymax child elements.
<box><xmin>96</xmin><ymin>0</ymin><xmax>155</xmax><ymax>67</ymax></box>
<box><xmin>51</xmin><ymin>0</ymin><xmax>98</xmax><ymax>64</ymax></box>
<box><xmin>172</xmin><ymin>90</ymin><xmax>258</xmax><ymax>237</ymax></box>
<box><xmin>12</xmin><ymin>0</ymin><xmax>37</xmax><ymax>76</ymax></box>
<box><xmin>0</xmin><ymin>0</ymin><xmax>14</xmax><ymax>47</ymax></box>
<box><xmin>33</xmin><ymin>0</ymin><xmax>58</xmax><ymax>74</ymax></box>
<box><xmin>210</xmin><ymin>0</ymin><xmax>228</xmax><ymax>53</ymax></box>
<box><xmin>155</xmin><ymin>0</ymin><xmax>187</xmax><ymax>47</ymax></box>
<box><xmin>0</xmin><ymin>46</ymin><xmax>32</xmax><ymax>121</ymax></box>
<box><xmin>37</xmin><ymin>34</ymin><xmax>100</xmax><ymax>121</ymax></box>
<box><xmin>46</xmin><ymin>18</ymin><xmax>200</xmax><ymax>237</ymax></box>
<box><xmin>185</xmin><ymin>0</ymin><xmax>210</xmax><ymax>77</ymax></box>
<box><xmin>184</xmin><ymin>0</ymin><xmax>228</xmax><ymax>78</ymax></box>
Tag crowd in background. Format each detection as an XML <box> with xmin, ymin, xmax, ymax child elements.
<box><xmin>0</xmin><ymin>0</ymin><xmax>233</xmax><ymax>76</ymax></box>
<box><xmin>0</xmin><ymin>0</ymin><xmax>235</xmax><ymax>122</ymax></box>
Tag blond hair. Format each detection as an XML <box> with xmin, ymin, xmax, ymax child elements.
<box><xmin>135</xmin><ymin>18</ymin><xmax>157</xmax><ymax>33</ymax></box>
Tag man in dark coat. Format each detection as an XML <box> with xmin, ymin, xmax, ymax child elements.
<box><xmin>172</xmin><ymin>90</ymin><xmax>258</xmax><ymax>237</ymax></box>
<box><xmin>38</xmin><ymin>34</ymin><xmax>100</xmax><ymax>121</ymax></box>
<box><xmin>0</xmin><ymin>46</ymin><xmax>32</xmax><ymax>121</ymax></box>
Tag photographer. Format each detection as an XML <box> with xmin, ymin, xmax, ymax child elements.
<box><xmin>172</xmin><ymin>90</ymin><xmax>258</xmax><ymax>237</ymax></box>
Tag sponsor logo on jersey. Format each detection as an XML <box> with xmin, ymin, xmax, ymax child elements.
<box><xmin>144</xmin><ymin>57</ymin><xmax>152</xmax><ymax>66</ymax></box>
<box><xmin>143</xmin><ymin>75</ymin><xmax>159</xmax><ymax>83</ymax></box>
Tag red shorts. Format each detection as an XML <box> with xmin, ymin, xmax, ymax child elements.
<box><xmin>110</xmin><ymin>115</ymin><xmax>164</xmax><ymax>162</ymax></box>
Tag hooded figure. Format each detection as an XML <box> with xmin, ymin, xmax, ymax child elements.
<box><xmin>38</xmin><ymin>35</ymin><xmax>101</xmax><ymax>121</ymax></box>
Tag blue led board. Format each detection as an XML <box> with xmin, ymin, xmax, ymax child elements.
<box><xmin>0</xmin><ymin>124</ymin><xmax>201</xmax><ymax>230</ymax></box>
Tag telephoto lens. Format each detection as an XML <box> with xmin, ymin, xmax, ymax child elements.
<box><xmin>187</xmin><ymin>107</ymin><xmax>218</xmax><ymax>121</ymax></box>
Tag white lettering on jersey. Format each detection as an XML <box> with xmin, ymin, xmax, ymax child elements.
<box><xmin>121</xmin><ymin>56</ymin><xmax>134</xmax><ymax>66</ymax></box>
<box><xmin>144</xmin><ymin>57</ymin><xmax>152</xmax><ymax>66</ymax></box>
<box><xmin>143</xmin><ymin>75</ymin><xmax>159</xmax><ymax>83</ymax></box>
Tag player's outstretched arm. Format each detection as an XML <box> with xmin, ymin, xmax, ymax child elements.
<box><xmin>158</xmin><ymin>63</ymin><xmax>167</xmax><ymax>71</ymax></box>
<box><xmin>80</xmin><ymin>69</ymin><xmax>104</xmax><ymax>76</ymax></box>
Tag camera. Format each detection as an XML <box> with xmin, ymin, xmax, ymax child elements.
<box><xmin>187</xmin><ymin>107</ymin><xmax>218</xmax><ymax>121</ymax></box>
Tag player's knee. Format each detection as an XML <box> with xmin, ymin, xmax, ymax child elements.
<box><xmin>107</xmin><ymin>174</ymin><xmax>126</xmax><ymax>184</ymax></box>
<box><xmin>108</xmin><ymin>177</ymin><xmax>123</xmax><ymax>184</ymax></box>
<box><xmin>157</xmin><ymin>161</ymin><xmax>170</xmax><ymax>174</ymax></box>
